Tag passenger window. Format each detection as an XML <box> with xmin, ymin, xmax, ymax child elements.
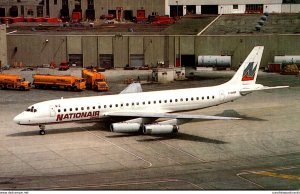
<box><xmin>180</xmin><ymin>98</ymin><xmax>183</xmax><ymax>101</ymax></box>
<box><xmin>132</xmin><ymin>102</ymin><xmax>134</xmax><ymax>106</ymax></box>
<box><xmin>207</xmin><ymin>96</ymin><xmax>209</xmax><ymax>99</ymax></box>
<box><xmin>164</xmin><ymin>100</ymin><xmax>167</xmax><ymax>103</ymax></box>
<box><xmin>154</xmin><ymin>101</ymin><xmax>156</xmax><ymax>104</ymax></box>
<box><xmin>81</xmin><ymin>107</ymin><xmax>84</xmax><ymax>110</ymax></box>
<box><xmin>196</xmin><ymin>97</ymin><xmax>199</xmax><ymax>100</ymax></box>
<box><xmin>186</xmin><ymin>98</ymin><xmax>188</xmax><ymax>101</ymax></box>
<box><xmin>93</xmin><ymin>106</ymin><xmax>95</xmax><ymax>109</ymax></box>
<box><xmin>64</xmin><ymin>109</ymin><xmax>66</xmax><ymax>112</ymax></box>
<box><xmin>159</xmin><ymin>100</ymin><xmax>162</xmax><ymax>103</ymax></box>
<box><xmin>136</xmin><ymin>102</ymin><xmax>139</xmax><ymax>105</ymax></box>
<box><xmin>104</xmin><ymin>105</ymin><xmax>107</xmax><ymax>108</ymax></box>
<box><xmin>148</xmin><ymin>101</ymin><xmax>151</xmax><ymax>104</ymax></box>
<box><xmin>212</xmin><ymin>96</ymin><xmax>215</xmax><ymax>99</ymax></box>
<box><xmin>58</xmin><ymin>109</ymin><xmax>61</xmax><ymax>112</ymax></box>
<box><xmin>69</xmin><ymin>108</ymin><xmax>72</xmax><ymax>111</ymax></box>
<box><xmin>75</xmin><ymin>108</ymin><xmax>78</xmax><ymax>111</ymax></box>
<box><xmin>121</xmin><ymin>104</ymin><xmax>123</xmax><ymax>107</ymax></box>
<box><xmin>126</xmin><ymin>103</ymin><xmax>129</xmax><ymax>106</ymax></box>
<box><xmin>34</xmin><ymin>109</ymin><xmax>37</xmax><ymax>112</ymax></box>
<box><xmin>98</xmin><ymin>106</ymin><xmax>101</xmax><ymax>109</ymax></box>
<box><xmin>170</xmin><ymin>99</ymin><xmax>172</xmax><ymax>103</ymax></box>
<box><xmin>115</xmin><ymin>104</ymin><xmax>118</xmax><ymax>107</ymax></box>
<box><xmin>143</xmin><ymin>102</ymin><xmax>145</xmax><ymax>105</ymax></box>
<box><xmin>191</xmin><ymin>97</ymin><xmax>194</xmax><ymax>101</ymax></box>
<box><xmin>202</xmin><ymin>97</ymin><xmax>204</xmax><ymax>100</ymax></box>
<box><xmin>175</xmin><ymin>99</ymin><xmax>178</xmax><ymax>102</ymax></box>
<box><xmin>87</xmin><ymin>107</ymin><xmax>90</xmax><ymax>110</ymax></box>
<box><xmin>109</xmin><ymin>105</ymin><xmax>112</xmax><ymax>108</ymax></box>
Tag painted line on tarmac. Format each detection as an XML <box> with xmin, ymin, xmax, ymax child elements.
<box><xmin>236</xmin><ymin>172</ymin><xmax>265</xmax><ymax>189</ymax></box>
<box><xmin>80</xmin><ymin>127</ymin><xmax>153</xmax><ymax>168</ymax></box>
<box><xmin>52</xmin><ymin>179</ymin><xmax>204</xmax><ymax>190</ymax></box>
<box><xmin>236</xmin><ymin>164</ymin><xmax>300</xmax><ymax>188</ymax></box>
<box><xmin>255</xmin><ymin>171</ymin><xmax>300</xmax><ymax>181</ymax></box>
<box><xmin>159</xmin><ymin>141</ymin><xmax>207</xmax><ymax>163</ymax></box>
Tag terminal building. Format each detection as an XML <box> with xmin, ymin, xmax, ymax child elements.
<box><xmin>1</xmin><ymin>1</ymin><xmax>300</xmax><ymax>69</ymax></box>
<box><xmin>0</xmin><ymin>0</ymin><xmax>300</xmax><ymax>19</ymax></box>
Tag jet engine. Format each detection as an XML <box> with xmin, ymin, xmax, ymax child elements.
<box><xmin>110</xmin><ymin>123</ymin><xmax>141</xmax><ymax>133</ymax></box>
<box><xmin>143</xmin><ymin>124</ymin><xmax>179</xmax><ymax>135</ymax></box>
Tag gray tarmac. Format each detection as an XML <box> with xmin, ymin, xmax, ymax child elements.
<box><xmin>0</xmin><ymin>69</ymin><xmax>299</xmax><ymax>190</ymax></box>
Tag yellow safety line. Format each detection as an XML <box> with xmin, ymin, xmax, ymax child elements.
<box><xmin>255</xmin><ymin>171</ymin><xmax>300</xmax><ymax>181</ymax></box>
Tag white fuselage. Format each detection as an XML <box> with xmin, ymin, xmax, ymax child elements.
<box><xmin>13</xmin><ymin>83</ymin><xmax>242</xmax><ymax>126</ymax></box>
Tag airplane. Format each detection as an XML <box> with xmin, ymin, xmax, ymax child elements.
<box><xmin>13</xmin><ymin>46</ymin><xmax>288</xmax><ymax>135</ymax></box>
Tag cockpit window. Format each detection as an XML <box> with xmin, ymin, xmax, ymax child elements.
<box><xmin>26</xmin><ymin>106</ymin><xmax>37</xmax><ymax>113</ymax></box>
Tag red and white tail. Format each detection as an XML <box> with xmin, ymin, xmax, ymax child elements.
<box><xmin>227</xmin><ymin>46</ymin><xmax>289</xmax><ymax>94</ymax></box>
<box><xmin>228</xmin><ymin>46</ymin><xmax>264</xmax><ymax>85</ymax></box>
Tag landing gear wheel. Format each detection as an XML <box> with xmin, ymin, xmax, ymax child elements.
<box><xmin>39</xmin><ymin>125</ymin><xmax>46</xmax><ymax>135</ymax></box>
<box><xmin>39</xmin><ymin>129</ymin><xmax>46</xmax><ymax>135</ymax></box>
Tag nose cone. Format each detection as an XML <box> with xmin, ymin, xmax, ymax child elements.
<box><xmin>13</xmin><ymin>114</ymin><xmax>21</xmax><ymax>124</ymax></box>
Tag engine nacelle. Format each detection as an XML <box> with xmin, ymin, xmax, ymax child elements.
<box><xmin>143</xmin><ymin>124</ymin><xmax>179</xmax><ymax>135</ymax></box>
<box><xmin>110</xmin><ymin>123</ymin><xmax>141</xmax><ymax>133</ymax></box>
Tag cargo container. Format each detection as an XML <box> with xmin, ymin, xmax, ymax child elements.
<box><xmin>0</xmin><ymin>74</ymin><xmax>31</xmax><ymax>90</ymax></box>
<box><xmin>82</xmin><ymin>69</ymin><xmax>109</xmax><ymax>91</ymax></box>
<box><xmin>33</xmin><ymin>74</ymin><xmax>86</xmax><ymax>91</ymax></box>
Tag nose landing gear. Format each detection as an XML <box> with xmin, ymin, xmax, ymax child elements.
<box><xmin>39</xmin><ymin>125</ymin><xmax>46</xmax><ymax>135</ymax></box>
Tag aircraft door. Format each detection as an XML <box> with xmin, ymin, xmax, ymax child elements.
<box><xmin>49</xmin><ymin>105</ymin><xmax>56</xmax><ymax>117</ymax></box>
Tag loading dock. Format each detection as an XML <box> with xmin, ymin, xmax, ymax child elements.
<box><xmin>130</xmin><ymin>54</ymin><xmax>144</xmax><ymax>67</ymax></box>
<box><xmin>0</xmin><ymin>7</ymin><xmax>5</xmax><ymax>17</ymax></box>
<box><xmin>108</xmin><ymin>10</ymin><xmax>116</xmax><ymax>18</ymax></box>
<box><xmin>186</xmin><ymin>5</ymin><xmax>196</xmax><ymax>15</ymax></box>
<box><xmin>201</xmin><ymin>5</ymin><xmax>218</xmax><ymax>14</ymax></box>
<box><xmin>69</xmin><ymin>54</ymin><xmax>83</xmax><ymax>67</ymax></box>
<box><xmin>181</xmin><ymin>55</ymin><xmax>195</xmax><ymax>67</ymax></box>
<box><xmin>99</xmin><ymin>54</ymin><xmax>114</xmax><ymax>69</ymax></box>
<box><xmin>86</xmin><ymin>9</ymin><xmax>95</xmax><ymax>21</ymax></box>
<box><xmin>124</xmin><ymin>10</ymin><xmax>133</xmax><ymax>21</ymax></box>
<box><xmin>170</xmin><ymin>5</ymin><xmax>183</xmax><ymax>17</ymax></box>
<box><xmin>245</xmin><ymin>4</ymin><xmax>263</xmax><ymax>14</ymax></box>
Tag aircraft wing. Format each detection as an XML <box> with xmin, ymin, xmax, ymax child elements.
<box><xmin>104</xmin><ymin>112</ymin><xmax>240</xmax><ymax>120</ymax></box>
<box><xmin>120</xmin><ymin>83</ymin><xmax>143</xmax><ymax>94</ymax></box>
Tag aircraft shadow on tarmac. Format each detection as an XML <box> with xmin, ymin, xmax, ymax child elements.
<box><xmin>216</xmin><ymin>109</ymin><xmax>267</xmax><ymax>121</ymax></box>
<box><xmin>135</xmin><ymin>133</ymin><xmax>228</xmax><ymax>144</ymax></box>
<box><xmin>8</xmin><ymin>123</ymin><xmax>104</xmax><ymax>137</ymax></box>
<box><xmin>8</xmin><ymin>124</ymin><xmax>227</xmax><ymax>144</ymax></box>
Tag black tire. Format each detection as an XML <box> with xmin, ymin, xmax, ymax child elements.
<box><xmin>39</xmin><ymin>129</ymin><xmax>46</xmax><ymax>135</ymax></box>
<box><xmin>19</xmin><ymin>86</ymin><xmax>25</xmax><ymax>91</ymax></box>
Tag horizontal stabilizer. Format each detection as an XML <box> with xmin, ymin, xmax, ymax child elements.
<box><xmin>105</xmin><ymin>112</ymin><xmax>241</xmax><ymax>120</ymax></box>
<box><xmin>240</xmin><ymin>85</ymin><xmax>289</xmax><ymax>95</ymax></box>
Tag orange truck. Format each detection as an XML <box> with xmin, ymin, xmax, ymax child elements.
<box><xmin>33</xmin><ymin>74</ymin><xmax>86</xmax><ymax>91</ymax></box>
<box><xmin>0</xmin><ymin>74</ymin><xmax>31</xmax><ymax>90</ymax></box>
<box><xmin>82</xmin><ymin>69</ymin><xmax>109</xmax><ymax>91</ymax></box>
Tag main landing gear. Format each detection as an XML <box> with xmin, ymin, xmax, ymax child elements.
<box><xmin>39</xmin><ymin>125</ymin><xmax>46</xmax><ymax>135</ymax></box>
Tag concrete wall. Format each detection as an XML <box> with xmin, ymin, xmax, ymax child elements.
<box><xmin>7</xmin><ymin>35</ymin><xmax>66</xmax><ymax>66</ymax></box>
<box><xmin>0</xmin><ymin>25</ymin><xmax>7</xmax><ymax>66</ymax></box>
<box><xmin>6</xmin><ymin>34</ymin><xmax>300</xmax><ymax>69</ymax></box>
<box><xmin>195</xmin><ymin>35</ymin><xmax>300</xmax><ymax>68</ymax></box>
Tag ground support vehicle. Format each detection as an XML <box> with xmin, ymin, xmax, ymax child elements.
<box><xmin>33</xmin><ymin>74</ymin><xmax>86</xmax><ymax>91</ymax></box>
<box><xmin>82</xmin><ymin>69</ymin><xmax>109</xmax><ymax>91</ymax></box>
<box><xmin>0</xmin><ymin>74</ymin><xmax>31</xmax><ymax>90</ymax></box>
